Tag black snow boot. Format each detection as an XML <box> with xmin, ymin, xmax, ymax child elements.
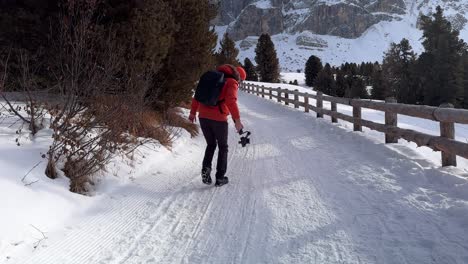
<box><xmin>215</xmin><ymin>177</ymin><xmax>229</xmax><ymax>187</ymax></box>
<box><xmin>201</xmin><ymin>167</ymin><xmax>212</xmax><ymax>185</ymax></box>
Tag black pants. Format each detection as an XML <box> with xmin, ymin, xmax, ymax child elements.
<box><xmin>199</xmin><ymin>118</ymin><xmax>228</xmax><ymax>179</ymax></box>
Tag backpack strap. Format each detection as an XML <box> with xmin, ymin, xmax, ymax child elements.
<box><xmin>215</xmin><ymin>74</ymin><xmax>238</xmax><ymax>114</ymax></box>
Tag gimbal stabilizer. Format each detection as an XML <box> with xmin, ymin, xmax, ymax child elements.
<box><xmin>238</xmin><ymin>129</ymin><xmax>251</xmax><ymax>147</ymax></box>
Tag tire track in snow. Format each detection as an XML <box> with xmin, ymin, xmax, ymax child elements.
<box><xmin>18</xmin><ymin>143</ymin><xmax>203</xmax><ymax>264</ymax></box>
<box><xmin>114</xmin><ymin>176</ymin><xmax>207</xmax><ymax>264</ymax></box>
<box><xmin>114</xmin><ymin>132</ymin><xmax>248</xmax><ymax>264</ymax></box>
<box><xmin>178</xmin><ymin>124</ymin><xmax>260</xmax><ymax>263</ymax></box>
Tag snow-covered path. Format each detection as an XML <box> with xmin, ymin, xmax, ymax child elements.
<box><xmin>18</xmin><ymin>92</ymin><xmax>468</xmax><ymax>264</ymax></box>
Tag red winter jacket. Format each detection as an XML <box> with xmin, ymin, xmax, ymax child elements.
<box><xmin>190</xmin><ymin>65</ymin><xmax>240</xmax><ymax>122</ymax></box>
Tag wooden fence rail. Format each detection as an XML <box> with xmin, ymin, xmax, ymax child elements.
<box><xmin>240</xmin><ymin>82</ymin><xmax>468</xmax><ymax>167</ymax></box>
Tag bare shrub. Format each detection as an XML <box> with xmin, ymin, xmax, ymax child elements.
<box><xmin>0</xmin><ymin>51</ymin><xmax>47</xmax><ymax>137</ymax></box>
<box><xmin>166</xmin><ymin>108</ymin><xmax>199</xmax><ymax>138</ymax></box>
<box><xmin>1</xmin><ymin>1</ymin><xmax>199</xmax><ymax>194</ymax></box>
<box><xmin>44</xmin><ymin>2</ymin><xmax>157</xmax><ymax>193</ymax></box>
<box><xmin>44</xmin><ymin>153</ymin><xmax>57</xmax><ymax>180</ymax></box>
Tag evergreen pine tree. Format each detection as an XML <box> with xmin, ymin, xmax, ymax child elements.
<box><xmin>349</xmin><ymin>63</ymin><xmax>358</xmax><ymax>76</ymax></box>
<box><xmin>382</xmin><ymin>39</ymin><xmax>417</xmax><ymax>103</ymax></box>
<box><xmin>341</xmin><ymin>63</ymin><xmax>350</xmax><ymax>75</ymax></box>
<box><xmin>119</xmin><ymin>0</ymin><xmax>176</xmax><ymax>81</ymax></box>
<box><xmin>216</xmin><ymin>33</ymin><xmax>239</xmax><ymax>66</ymax></box>
<box><xmin>366</xmin><ymin>62</ymin><xmax>375</xmax><ymax>77</ymax></box>
<box><xmin>153</xmin><ymin>0</ymin><xmax>217</xmax><ymax>108</ymax></box>
<box><xmin>243</xmin><ymin>58</ymin><xmax>258</xmax><ymax>81</ymax></box>
<box><xmin>305</xmin><ymin>55</ymin><xmax>323</xmax><ymax>87</ymax></box>
<box><xmin>359</xmin><ymin>62</ymin><xmax>366</xmax><ymax>76</ymax></box>
<box><xmin>335</xmin><ymin>69</ymin><xmax>348</xmax><ymax>97</ymax></box>
<box><xmin>255</xmin><ymin>33</ymin><xmax>280</xmax><ymax>83</ymax></box>
<box><xmin>418</xmin><ymin>6</ymin><xmax>466</xmax><ymax>106</ymax></box>
<box><xmin>350</xmin><ymin>76</ymin><xmax>367</xmax><ymax>99</ymax></box>
<box><xmin>0</xmin><ymin>1</ymin><xmax>60</xmax><ymax>90</ymax></box>
<box><xmin>371</xmin><ymin>69</ymin><xmax>387</xmax><ymax>100</ymax></box>
<box><xmin>361</xmin><ymin>62</ymin><xmax>374</xmax><ymax>85</ymax></box>
<box><xmin>314</xmin><ymin>63</ymin><xmax>336</xmax><ymax>95</ymax></box>
<box><xmin>463</xmin><ymin>53</ymin><xmax>468</xmax><ymax>108</ymax></box>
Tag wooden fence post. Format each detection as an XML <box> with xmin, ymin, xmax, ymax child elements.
<box><xmin>331</xmin><ymin>101</ymin><xmax>337</xmax><ymax>123</ymax></box>
<box><xmin>353</xmin><ymin>98</ymin><xmax>362</xmax><ymax>132</ymax></box>
<box><xmin>304</xmin><ymin>93</ymin><xmax>309</xmax><ymax>113</ymax></box>
<box><xmin>385</xmin><ymin>97</ymin><xmax>398</xmax><ymax>143</ymax></box>
<box><xmin>316</xmin><ymin>92</ymin><xmax>323</xmax><ymax>118</ymax></box>
<box><xmin>269</xmin><ymin>89</ymin><xmax>273</xmax><ymax>100</ymax></box>
<box><xmin>440</xmin><ymin>103</ymin><xmax>457</xmax><ymax>167</ymax></box>
<box><xmin>285</xmin><ymin>90</ymin><xmax>289</xmax><ymax>106</ymax></box>
<box><xmin>277</xmin><ymin>88</ymin><xmax>281</xmax><ymax>103</ymax></box>
<box><xmin>261</xmin><ymin>85</ymin><xmax>265</xmax><ymax>98</ymax></box>
<box><xmin>294</xmin><ymin>89</ymin><xmax>299</xmax><ymax>109</ymax></box>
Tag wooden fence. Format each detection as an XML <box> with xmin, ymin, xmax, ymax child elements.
<box><xmin>240</xmin><ymin>82</ymin><xmax>468</xmax><ymax>167</ymax></box>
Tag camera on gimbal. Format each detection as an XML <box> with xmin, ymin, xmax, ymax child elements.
<box><xmin>238</xmin><ymin>129</ymin><xmax>251</xmax><ymax>147</ymax></box>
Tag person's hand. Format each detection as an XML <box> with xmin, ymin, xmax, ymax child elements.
<box><xmin>234</xmin><ymin>119</ymin><xmax>244</xmax><ymax>133</ymax></box>
<box><xmin>189</xmin><ymin>114</ymin><xmax>196</xmax><ymax>123</ymax></box>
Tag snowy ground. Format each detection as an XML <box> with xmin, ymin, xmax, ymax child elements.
<box><xmin>0</xmin><ymin>104</ymin><xmax>194</xmax><ymax>262</ymax></box>
<box><xmin>2</xmin><ymin>91</ymin><xmax>468</xmax><ymax>263</ymax></box>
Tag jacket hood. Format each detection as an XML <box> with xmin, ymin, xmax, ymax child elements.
<box><xmin>217</xmin><ymin>64</ymin><xmax>240</xmax><ymax>82</ymax></box>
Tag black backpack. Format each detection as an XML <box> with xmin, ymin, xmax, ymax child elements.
<box><xmin>195</xmin><ymin>71</ymin><xmax>226</xmax><ymax>107</ymax></box>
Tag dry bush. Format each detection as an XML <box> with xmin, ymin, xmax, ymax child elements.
<box><xmin>0</xmin><ymin>51</ymin><xmax>47</xmax><ymax>136</ymax></box>
<box><xmin>89</xmin><ymin>95</ymin><xmax>172</xmax><ymax>147</ymax></box>
<box><xmin>136</xmin><ymin>110</ymin><xmax>172</xmax><ymax>147</ymax></box>
<box><xmin>178</xmin><ymin>101</ymin><xmax>192</xmax><ymax>110</ymax></box>
<box><xmin>43</xmin><ymin>1</ymin><xmax>186</xmax><ymax>194</ymax></box>
<box><xmin>2</xmin><ymin>1</ymin><xmax>199</xmax><ymax>195</ymax></box>
<box><xmin>44</xmin><ymin>153</ymin><xmax>57</xmax><ymax>179</ymax></box>
<box><xmin>166</xmin><ymin>108</ymin><xmax>199</xmax><ymax>138</ymax></box>
<box><xmin>63</xmin><ymin>157</ymin><xmax>93</xmax><ymax>194</ymax></box>
<box><xmin>43</xmin><ymin>2</ymin><xmax>149</xmax><ymax>194</ymax></box>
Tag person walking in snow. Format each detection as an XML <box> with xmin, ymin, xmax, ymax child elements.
<box><xmin>189</xmin><ymin>64</ymin><xmax>247</xmax><ymax>186</ymax></box>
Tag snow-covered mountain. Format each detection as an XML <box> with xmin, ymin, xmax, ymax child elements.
<box><xmin>213</xmin><ymin>0</ymin><xmax>468</xmax><ymax>71</ymax></box>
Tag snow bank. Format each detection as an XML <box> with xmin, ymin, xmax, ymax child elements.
<box><xmin>0</xmin><ymin>103</ymin><xmax>196</xmax><ymax>261</ymax></box>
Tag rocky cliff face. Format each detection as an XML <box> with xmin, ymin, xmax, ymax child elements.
<box><xmin>211</xmin><ymin>0</ymin><xmax>253</xmax><ymax>26</ymax></box>
<box><xmin>226</xmin><ymin>5</ymin><xmax>284</xmax><ymax>40</ymax></box>
<box><xmin>213</xmin><ymin>0</ymin><xmax>468</xmax><ymax>41</ymax></box>
<box><xmin>293</xmin><ymin>3</ymin><xmax>393</xmax><ymax>38</ymax></box>
<box><xmin>213</xmin><ymin>0</ymin><xmax>468</xmax><ymax>71</ymax></box>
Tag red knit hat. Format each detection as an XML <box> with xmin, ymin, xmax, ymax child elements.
<box><xmin>237</xmin><ymin>66</ymin><xmax>247</xmax><ymax>81</ymax></box>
